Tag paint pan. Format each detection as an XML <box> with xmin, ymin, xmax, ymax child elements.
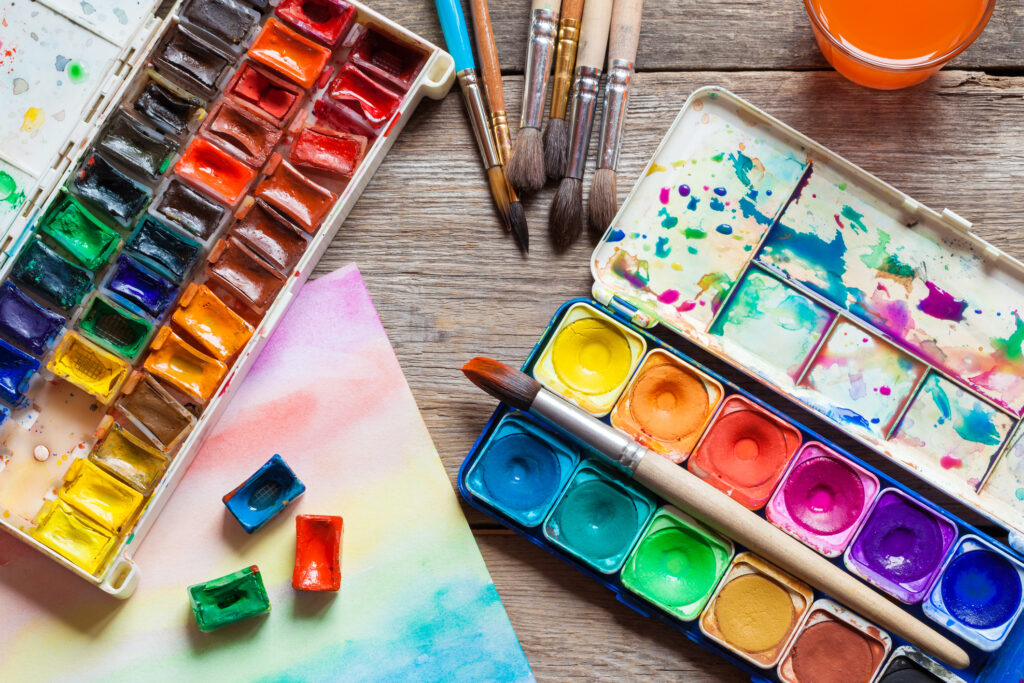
<box><xmin>465</xmin><ymin>413</ymin><xmax>580</xmax><ymax>527</ymax></box>
<box><xmin>253</xmin><ymin>156</ymin><xmax>337</xmax><ymax>232</ymax></box>
<box><xmin>206</xmin><ymin>237</ymin><xmax>287</xmax><ymax>314</ymax></box>
<box><xmin>174</xmin><ymin>137</ymin><xmax>259</xmax><ymax>205</ymax></box>
<box><xmin>188</xmin><ymin>565</ymin><xmax>271</xmax><ymax>632</ymax></box>
<box><xmin>95</xmin><ymin>111</ymin><xmax>178</xmax><ymax>179</ymax></box>
<box><xmin>131</xmin><ymin>72</ymin><xmax>206</xmax><ymax>137</ymax></box>
<box><xmin>127</xmin><ymin>216</ymin><xmax>202</xmax><ymax>283</ymax></box>
<box><xmin>348</xmin><ymin>24</ymin><xmax>428</xmax><ymax>92</ymax></box>
<box><xmin>776</xmin><ymin>599</ymin><xmax>891</xmax><ymax>683</ymax></box>
<box><xmin>0</xmin><ymin>338</ymin><xmax>40</xmax><ymax>404</ymax></box>
<box><xmin>229</xmin><ymin>199</ymin><xmax>309</xmax><ymax>273</ymax></box>
<box><xmin>180</xmin><ymin>0</ymin><xmax>260</xmax><ymax>52</ymax></box>
<box><xmin>32</xmin><ymin>500</ymin><xmax>117</xmax><ymax>575</ymax></box>
<box><xmin>802</xmin><ymin>320</ymin><xmax>927</xmax><ymax>437</ymax></box>
<box><xmin>698</xmin><ymin>552</ymin><xmax>813</xmax><ymax>669</ymax></box>
<box><xmin>152</xmin><ymin>178</ymin><xmax>229</xmax><ymax>241</ymax></box>
<box><xmin>688</xmin><ymin>395</ymin><xmax>802</xmax><ymax>509</ymax></box>
<box><xmin>78</xmin><ymin>295</ymin><xmax>154</xmax><ymax>360</ymax></box>
<box><xmin>325</xmin><ymin>63</ymin><xmax>402</xmax><ymax>131</ymax></box>
<box><xmin>923</xmin><ymin>534</ymin><xmax>1024</xmax><ymax>651</ymax></box>
<box><xmin>289</xmin><ymin>126</ymin><xmax>367</xmax><ymax>179</ymax></box>
<box><xmin>542</xmin><ymin>461</ymin><xmax>654</xmax><ymax>574</ymax></box>
<box><xmin>313</xmin><ymin>98</ymin><xmax>378</xmax><ymax>140</ymax></box>
<box><xmin>58</xmin><ymin>458</ymin><xmax>145</xmax><ymax>534</ymax></box>
<box><xmin>223</xmin><ymin>454</ymin><xmax>306</xmax><ymax>533</ymax></box>
<box><xmin>532</xmin><ymin>303</ymin><xmax>646</xmax><ymax>417</ymax></box>
<box><xmin>154</xmin><ymin>23</ymin><xmax>234</xmax><ymax>96</ymax></box>
<box><xmin>247</xmin><ymin>18</ymin><xmax>332</xmax><ymax>89</ymax></box>
<box><xmin>878</xmin><ymin>646</ymin><xmax>967</xmax><ymax>683</ymax></box>
<box><xmin>11</xmin><ymin>239</ymin><xmax>94</xmax><ymax>311</ymax></box>
<box><xmin>72</xmin><ymin>153</ymin><xmax>153</xmax><ymax>227</ymax></box>
<box><xmin>115</xmin><ymin>372</ymin><xmax>196</xmax><ymax>451</ymax></box>
<box><xmin>143</xmin><ymin>327</ymin><xmax>227</xmax><ymax>402</ymax></box>
<box><xmin>620</xmin><ymin>506</ymin><xmax>733</xmax><ymax>621</ymax></box>
<box><xmin>293</xmin><ymin>514</ymin><xmax>343</xmax><ymax>591</ymax></box>
<box><xmin>0</xmin><ymin>282</ymin><xmax>65</xmax><ymax>356</ymax></box>
<box><xmin>766</xmin><ymin>442</ymin><xmax>879</xmax><ymax>557</ymax></box>
<box><xmin>103</xmin><ymin>255</ymin><xmax>179</xmax><ymax>319</ymax></box>
<box><xmin>37</xmin><ymin>193</ymin><xmax>120</xmax><ymax>270</ymax></box>
<box><xmin>202</xmin><ymin>100</ymin><xmax>283</xmax><ymax>166</ymax></box>
<box><xmin>225</xmin><ymin>62</ymin><xmax>305</xmax><ymax>127</ymax></box>
<box><xmin>172</xmin><ymin>283</ymin><xmax>254</xmax><ymax>360</ymax></box>
<box><xmin>611</xmin><ymin>349</ymin><xmax>723</xmax><ymax>463</ymax></box>
<box><xmin>91</xmin><ymin>419</ymin><xmax>170</xmax><ymax>494</ymax></box>
<box><xmin>844</xmin><ymin>488</ymin><xmax>958</xmax><ymax>603</ymax></box>
<box><xmin>47</xmin><ymin>332</ymin><xmax>131</xmax><ymax>403</ymax></box>
<box><xmin>275</xmin><ymin>0</ymin><xmax>356</xmax><ymax>48</ymax></box>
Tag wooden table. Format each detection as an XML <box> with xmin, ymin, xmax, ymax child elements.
<box><xmin>318</xmin><ymin>2</ymin><xmax>1024</xmax><ymax>678</ymax></box>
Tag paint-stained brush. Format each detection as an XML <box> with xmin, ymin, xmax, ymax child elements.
<box><xmin>435</xmin><ymin>0</ymin><xmax>528</xmax><ymax>250</ymax></box>
<box><xmin>543</xmin><ymin>0</ymin><xmax>585</xmax><ymax>180</ymax></box>
<box><xmin>589</xmin><ymin>0</ymin><xmax>642</xmax><ymax>236</ymax></box>
<box><xmin>549</xmin><ymin>0</ymin><xmax>612</xmax><ymax>251</ymax></box>
<box><xmin>469</xmin><ymin>0</ymin><xmax>529</xmax><ymax>252</ymax></box>
<box><xmin>461</xmin><ymin>357</ymin><xmax>973</xmax><ymax>672</ymax></box>
<box><xmin>507</xmin><ymin>0</ymin><xmax>559</xmax><ymax>194</ymax></box>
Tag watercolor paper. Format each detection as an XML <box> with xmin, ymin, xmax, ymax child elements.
<box><xmin>38</xmin><ymin>0</ymin><xmax>156</xmax><ymax>45</ymax></box>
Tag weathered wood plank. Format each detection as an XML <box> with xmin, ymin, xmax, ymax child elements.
<box><xmin>371</xmin><ymin>0</ymin><xmax>1024</xmax><ymax>72</ymax></box>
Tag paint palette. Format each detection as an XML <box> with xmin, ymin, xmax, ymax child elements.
<box><xmin>591</xmin><ymin>87</ymin><xmax>1024</xmax><ymax>550</ymax></box>
<box><xmin>460</xmin><ymin>299</ymin><xmax>1024</xmax><ymax>680</ymax></box>
<box><xmin>0</xmin><ymin>0</ymin><xmax>454</xmax><ymax>595</ymax></box>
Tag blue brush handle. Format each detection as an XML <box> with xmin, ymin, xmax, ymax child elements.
<box><xmin>434</xmin><ymin>0</ymin><xmax>475</xmax><ymax>72</ymax></box>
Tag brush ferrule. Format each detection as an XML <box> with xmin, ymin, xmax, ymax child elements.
<box><xmin>532</xmin><ymin>390</ymin><xmax>647</xmax><ymax>472</ymax></box>
<box><xmin>548</xmin><ymin>17</ymin><xmax>580</xmax><ymax>120</ymax></box>
<box><xmin>489</xmin><ymin>111</ymin><xmax>512</xmax><ymax>167</ymax></box>
<box><xmin>597</xmin><ymin>58</ymin><xmax>634</xmax><ymax>172</ymax></box>
<box><xmin>458</xmin><ymin>69</ymin><xmax>501</xmax><ymax>169</ymax></box>
<box><xmin>565</xmin><ymin>65</ymin><xmax>602</xmax><ymax>181</ymax></box>
<box><xmin>521</xmin><ymin>8</ymin><xmax>558</xmax><ymax>130</ymax></box>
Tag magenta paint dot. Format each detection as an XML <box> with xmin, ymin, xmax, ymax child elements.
<box><xmin>879</xmin><ymin>386</ymin><xmax>891</xmax><ymax>396</ymax></box>
<box><xmin>941</xmin><ymin>456</ymin><xmax>963</xmax><ymax>470</ymax></box>
<box><xmin>659</xmin><ymin>187</ymin><xmax>670</xmax><ymax>205</ymax></box>
<box><xmin>677</xmin><ymin>301</ymin><xmax>697</xmax><ymax>312</ymax></box>
<box><xmin>657</xmin><ymin>289</ymin><xmax>680</xmax><ymax>304</ymax></box>
<box><xmin>782</xmin><ymin>455</ymin><xmax>866</xmax><ymax>535</ymax></box>
<box><xmin>678</xmin><ymin>184</ymin><xmax>690</xmax><ymax>197</ymax></box>
<box><xmin>703</xmin><ymin>185</ymin><xmax>709</xmax><ymax>191</ymax></box>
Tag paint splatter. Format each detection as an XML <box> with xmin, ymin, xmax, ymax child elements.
<box><xmin>917</xmin><ymin>281</ymin><xmax>967</xmax><ymax>322</ymax></box>
<box><xmin>840</xmin><ymin>205</ymin><xmax>868</xmax><ymax>234</ymax></box>
<box><xmin>940</xmin><ymin>456</ymin><xmax>963</xmax><ymax>470</ymax></box>
<box><xmin>55</xmin><ymin>55</ymin><xmax>71</xmax><ymax>72</ymax></box>
<box><xmin>658</xmin><ymin>289</ymin><xmax>679</xmax><ymax>304</ymax></box>
<box><xmin>709</xmin><ymin>197</ymin><xmax>725</xmax><ymax>211</ymax></box>
<box><xmin>607</xmin><ymin>229</ymin><xmax>625</xmax><ymax>243</ymax></box>
<box><xmin>20</xmin><ymin>107</ymin><xmax>44</xmax><ymax>133</ymax></box>
<box><xmin>12</xmin><ymin>78</ymin><xmax>28</xmax><ymax>95</ymax></box>
<box><xmin>67</xmin><ymin>60</ymin><xmax>87</xmax><ymax>83</ymax></box>
<box><xmin>655</xmin><ymin>237</ymin><xmax>671</xmax><ymax>258</ymax></box>
<box><xmin>695</xmin><ymin>272</ymin><xmax>732</xmax><ymax>313</ymax></box>
<box><xmin>0</xmin><ymin>170</ymin><xmax>26</xmax><ymax>208</ymax></box>
<box><xmin>658</xmin><ymin>207</ymin><xmax>678</xmax><ymax>229</ymax></box>
<box><xmin>879</xmin><ymin>386</ymin><xmax>891</xmax><ymax>396</ymax></box>
<box><xmin>992</xmin><ymin>312</ymin><xmax>1024</xmax><ymax>362</ymax></box>
<box><xmin>728</xmin><ymin>151</ymin><xmax>755</xmax><ymax>187</ymax></box>
<box><xmin>114</xmin><ymin>8</ymin><xmax>129</xmax><ymax>24</ymax></box>
<box><xmin>716</xmin><ymin>224</ymin><xmax>733</xmax><ymax>235</ymax></box>
<box><xmin>678</xmin><ymin>184</ymin><xmax>690</xmax><ymax>197</ymax></box>
<box><xmin>80</xmin><ymin>2</ymin><xmax>96</xmax><ymax>15</ymax></box>
<box><xmin>713</xmin><ymin>187</ymin><xmax>727</xmax><ymax>197</ymax></box>
<box><xmin>684</xmin><ymin>227</ymin><xmax>706</xmax><ymax>239</ymax></box>
<box><xmin>646</xmin><ymin>163</ymin><xmax>667</xmax><ymax>176</ymax></box>
<box><xmin>659</xmin><ymin>187</ymin><xmax>670</xmax><ymax>205</ymax></box>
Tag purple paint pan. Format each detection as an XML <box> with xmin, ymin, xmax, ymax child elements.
<box><xmin>844</xmin><ymin>488</ymin><xmax>957</xmax><ymax>603</ymax></box>
<box><xmin>765</xmin><ymin>442</ymin><xmax>879</xmax><ymax>557</ymax></box>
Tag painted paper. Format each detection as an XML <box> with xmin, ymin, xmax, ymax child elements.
<box><xmin>38</xmin><ymin>0</ymin><xmax>157</xmax><ymax>45</ymax></box>
<box><xmin>0</xmin><ymin>159</ymin><xmax>31</xmax><ymax>234</ymax></box>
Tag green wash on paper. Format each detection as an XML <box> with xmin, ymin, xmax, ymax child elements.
<box><xmin>78</xmin><ymin>296</ymin><xmax>153</xmax><ymax>360</ymax></box>
<box><xmin>188</xmin><ymin>565</ymin><xmax>270</xmax><ymax>632</ymax></box>
<box><xmin>39</xmin><ymin>194</ymin><xmax>119</xmax><ymax>269</ymax></box>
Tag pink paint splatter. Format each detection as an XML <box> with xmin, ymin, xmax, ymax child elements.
<box><xmin>879</xmin><ymin>386</ymin><xmax>891</xmax><ymax>396</ymax></box>
<box><xmin>677</xmin><ymin>300</ymin><xmax>697</xmax><ymax>312</ymax></box>
<box><xmin>659</xmin><ymin>187</ymin><xmax>670</xmax><ymax>205</ymax></box>
<box><xmin>917</xmin><ymin>281</ymin><xmax>968</xmax><ymax>322</ymax></box>
<box><xmin>940</xmin><ymin>455</ymin><xmax>963</xmax><ymax>470</ymax></box>
<box><xmin>657</xmin><ymin>289</ymin><xmax>680</xmax><ymax>304</ymax></box>
<box><xmin>834</xmin><ymin>214</ymin><xmax>845</xmax><ymax>229</ymax></box>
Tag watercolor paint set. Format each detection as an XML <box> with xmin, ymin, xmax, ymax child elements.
<box><xmin>0</xmin><ymin>0</ymin><xmax>454</xmax><ymax>596</ymax></box>
<box><xmin>460</xmin><ymin>88</ymin><xmax>1024</xmax><ymax>681</ymax></box>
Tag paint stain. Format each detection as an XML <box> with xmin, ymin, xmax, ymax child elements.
<box><xmin>941</xmin><ymin>455</ymin><xmax>962</xmax><ymax>469</ymax></box>
<box><xmin>68</xmin><ymin>61</ymin><xmax>87</xmax><ymax>84</ymax></box>
<box><xmin>659</xmin><ymin>187</ymin><xmax>670</xmax><ymax>205</ymax></box>
<box><xmin>658</xmin><ymin>207</ymin><xmax>678</xmax><ymax>229</ymax></box>
<box><xmin>12</xmin><ymin>77</ymin><xmax>28</xmax><ymax>95</ymax></box>
<box><xmin>655</xmin><ymin>237</ymin><xmax>671</xmax><ymax>258</ymax></box>
<box><xmin>20</xmin><ymin>107</ymin><xmax>44</xmax><ymax>133</ymax></box>
<box><xmin>0</xmin><ymin>170</ymin><xmax>26</xmax><ymax>208</ymax></box>
<box><xmin>716</xmin><ymin>224</ymin><xmax>733</xmax><ymax>235</ymax></box>
<box><xmin>658</xmin><ymin>289</ymin><xmax>680</xmax><ymax>304</ymax></box>
<box><xmin>992</xmin><ymin>311</ymin><xmax>1024</xmax><ymax>362</ymax></box>
<box><xmin>80</xmin><ymin>2</ymin><xmax>96</xmax><ymax>15</ymax></box>
<box><xmin>114</xmin><ymin>8</ymin><xmax>129</xmax><ymax>25</ymax></box>
<box><xmin>917</xmin><ymin>281</ymin><xmax>967</xmax><ymax>322</ymax></box>
<box><xmin>679</xmin><ymin>184</ymin><xmax>691</xmax><ymax>197</ymax></box>
<box><xmin>840</xmin><ymin>205</ymin><xmax>868</xmax><ymax>234</ymax></box>
<box><xmin>685</xmin><ymin>227</ymin><xmax>706</xmax><ymax>239</ymax></box>
<box><xmin>55</xmin><ymin>55</ymin><xmax>71</xmax><ymax>72</ymax></box>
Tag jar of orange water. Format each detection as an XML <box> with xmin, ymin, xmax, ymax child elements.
<box><xmin>804</xmin><ymin>0</ymin><xmax>996</xmax><ymax>89</ymax></box>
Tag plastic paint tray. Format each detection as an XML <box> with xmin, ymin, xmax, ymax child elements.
<box><xmin>0</xmin><ymin>0</ymin><xmax>454</xmax><ymax>596</ymax></box>
<box><xmin>459</xmin><ymin>299</ymin><xmax>1024</xmax><ymax>682</ymax></box>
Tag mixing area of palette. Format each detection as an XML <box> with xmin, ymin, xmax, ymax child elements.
<box><xmin>591</xmin><ymin>89</ymin><xmax>1024</xmax><ymax>540</ymax></box>
<box><xmin>461</xmin><ymin>300</ymin><xmax>1024</xmax><ymax>681</ymax></box>
<box><xmin>0</xmin><ymin>0</ymin><xmax>429</xmax><ymax>580</ymax></box>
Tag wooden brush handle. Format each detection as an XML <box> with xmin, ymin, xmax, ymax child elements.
<box><xmin>561</xmin><ymin>0</ymin><xmax>586</xmax><ymax>22</ymax></box>
<box><xmin>608</xmin><ymin>0</ymin><xmax>642</xmax><ymax>64</ymax></box>
<box><xmin>633</xmin><ymin>453</ymin><xmax>971</xmax><ymax>671</ymax></box>
<box><xmin>469</xmin><ymin>0</ymin><xmax>506</xmax><ymax>113</ymax></box>
<box><xmin>576</xmin><ymin>0</ymin><xmax>613</xmax><ymax>70</ymax></box>
<box><xmin>532</xmin><ymin>0</ymin><xmax>560</xmax><ymax>11</ymax></box>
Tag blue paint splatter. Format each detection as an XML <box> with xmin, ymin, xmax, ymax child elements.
<box><xmin>728</xmin><ymin>151</ymin><xmax>755</xmax><ymax>187</ymax></box>
<box><xmin>738</xmin><ymin>195</ymin><xmax>773</xmax><ymax>226</ymax></box>
<box><xmin>715</xmin><ymin>224</ymin><xmax>733</xmax><ymax>235</ymax></box>
<box><xmin>687</xmin><ymin>196</ymin><xmax>699</xmax><ymax>212</ymax></box>
<box><xmin>655</xmin><ymin>237</ymin><xmax>671</xmax><ymax>258</ymax></box>
<box><xmin>827</xmin><ymin>406</ymin><xmax>872</xmax><ymax>431</ymax></box>
<box><xmin>678</xmin><ymin>184</ymin><xmax>690</xmax><ymax>197</ymax></box>
<box><xmin>607</xmin><ymin>229</ymin><xmax>625</xmax><ymax>243</ymax></box>
<box><xmin>658</xmin><ymin>207</ymin><xmax>678</xmax><ymax>229</ymax></box>
<box><xmin>761</xmin><ymin>220</ymin><xmax>850</xmax><ymax>306</ymax></box>
<box><xmin>713</xmin><ymin>187</ymin><xmax>727</xmax><ymax>196</ymax></box>
<box><xmin>709</xmin><ymin>197</ymin><xmax>725</xmax><ymax>212</ymax></box>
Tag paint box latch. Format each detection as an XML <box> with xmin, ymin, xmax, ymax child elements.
<box><xmin>592</xmin><ymin>285</ymin><xmax>656</xmax><ymax>329</ymax></box>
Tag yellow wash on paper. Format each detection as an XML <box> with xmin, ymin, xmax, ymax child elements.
<box><xmin>59</xmin><ymin>458</ymin><xmax>144</xmax><ymax>532</ymax></box>
<box><xmin>48</xmin><ymin>333</ymin><xmax>131</xmax><ymax>402</ymax></box>
<box><xmin>33</xmin><ymin>499</ymin><xmax>117</xmax><ymax>574</ymax></box>
<box><xmin>20</xmin><ymin>107</ymin><xmax>44</xmax><ymax>133</ymax></box>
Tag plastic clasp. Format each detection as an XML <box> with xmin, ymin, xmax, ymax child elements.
<box><xmin>420</xmin><ymin>51</ymin><xmax>456</xmax><ymax>101</ymax></box>
<box><xmin>940</xmin><ymin>208</ymin><xmax>972</xmax><ymax>234</ymax></box>
<box><xmin>99</xmin><ymin>557</ymin><xmax>140</xmax><ymax>598</ymax></box>
<box><xmin>593</xmin><ymin>285</ymin><xmax>656</xmax><ymax>329</ymax></box>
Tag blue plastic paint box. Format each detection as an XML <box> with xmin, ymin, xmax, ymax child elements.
<box><xmin>460</xmin><ymin>88</ymin><xmax>1024</xmax><ymax>681</ymax></box>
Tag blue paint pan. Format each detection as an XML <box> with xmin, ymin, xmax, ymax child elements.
<box><xmin>223</xmin><ymin>454</ymin><xmax>305</xmax><ymax>533</ymax></box>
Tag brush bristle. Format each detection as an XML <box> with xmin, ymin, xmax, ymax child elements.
<box><xmin>462</xmin><ymin>357</ymin><xmax>541</xmax><ymax>410</ymax></box>
<box><xmin>549</xmin><ymin>177</ymin><xmax>583</xmax><ymax>252</ymax></box>
<box><xmin>542</xmin><ymin>118</ymin><xmax>568</xmax><ymax>181</ymax></box>
<box><xmin>508</xmin><ymin>199</ymin><xmax>529</xmax><ymax>253</ymax></box>
<box><xmin>588</xmin><ymin>168</ymin><xmax>618</xmax><ymax>237</ymax></box>
<box><xmin>486</xmin><ymin>165</ymin><xmax>516</xmax><ymax>231</ymax></box>
<box><xmin>507</xmin><ymin>128</ymin><xmax>545</xmax><ymax>195</ymax></box>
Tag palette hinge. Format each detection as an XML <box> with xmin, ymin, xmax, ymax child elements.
<box><xmin>592</xmin><ymin>285</ymin><xmax>657</xmax><ymax>328</ymax></box>
<box><xmin>939</xmin><ymin>207</ymin><xmax>973</xmax><ymax>234</ymax></box>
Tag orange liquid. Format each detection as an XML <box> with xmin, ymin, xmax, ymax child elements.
<box><xmin>807</xmin><ymin>0</ymin><xmax>990</xmax><ymax>88</ymax></box>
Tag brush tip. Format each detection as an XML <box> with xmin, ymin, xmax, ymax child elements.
<box><xmin>542</xmin><ymin>118</ymin><xmax>569</xmax><ymax>181</ymax></box>
<box><xmin>588</xmin><ymin>168</ymin><xmax>618</xmax><ymax>237</ymax></box>
<box><xmin>507</xmin><ymin>128</ymin><xmax>546</xmax><ymax>195</ymax></box>
<box><xmin>462</xmin><ymin>357</ymin><xmax>540</xmax><ymax>410</ymax></box>
<box><xmin>549</xmin><ymin>177</ymin><xmax>584</xmax><ymax>252</ymax></box>
<box><xmin>508</xmin><ymin>200</ymin><xmax>529</xmax><ymax>253</ymax></box>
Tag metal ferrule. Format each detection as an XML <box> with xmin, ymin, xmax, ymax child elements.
<box><xmin>458</xmin><ymin>69</ymin><xmax>500</xmax><ymax>169</ymax></box>
<box><xmin>565</xmin><ymin>65</ymin><xmax>603</xmax><ymax>180</ymax></box>
<box><xmin>521</xmin><ymin>8</ymin><xmax>558</xmax><ymax>130</ymax></box>
<box><xmin>489</xmin><ymin>111</ymin><xmax>512</xmax><ymax>167</ymax></box>
<box><xmin>597</xmin><ymin>58</ymin><xmax>635</xmax><ymax>171</ymax></box>
<box><xmin>548</xmin><ymin>17</ymin><xmax>580</xmax><ymax>120</ymax></box>
<box><xmin>532</xmin><ymin>390</ymin><xmax>647</xmax><ymax>473</ymax></box>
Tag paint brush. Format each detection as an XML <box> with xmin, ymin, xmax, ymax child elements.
<box><xmin>588</xmin><ymin>0</ymin><xmax>642</xmax><ymax>235</ymax></box>
<box><xmin>469</xmin><ymin>0</ymin><xmax>529</xmax><ymax>252</ymax></box>
<box><xmin>549</xmin><ymin>0</ymin><xmax>612</xmax><ymax>250</ymax></box>
<box><xmin>507</xmin><ymin>0</ymin><xmax>559</xmax><ymax>195</ymax></box>
<box><xmin>543</xmin><ymin>0</ymin><xmax>585</xmax><ymax>180</ymax></box>
<box><xmin>435</xmin><ymin>0</ymin><xmax>529</xmax><ymax>251</ymax></box>
<box><xmin>461</xmin><ymin>357</ymin><xmax>973</xmax><ymax>672</ymax></box>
